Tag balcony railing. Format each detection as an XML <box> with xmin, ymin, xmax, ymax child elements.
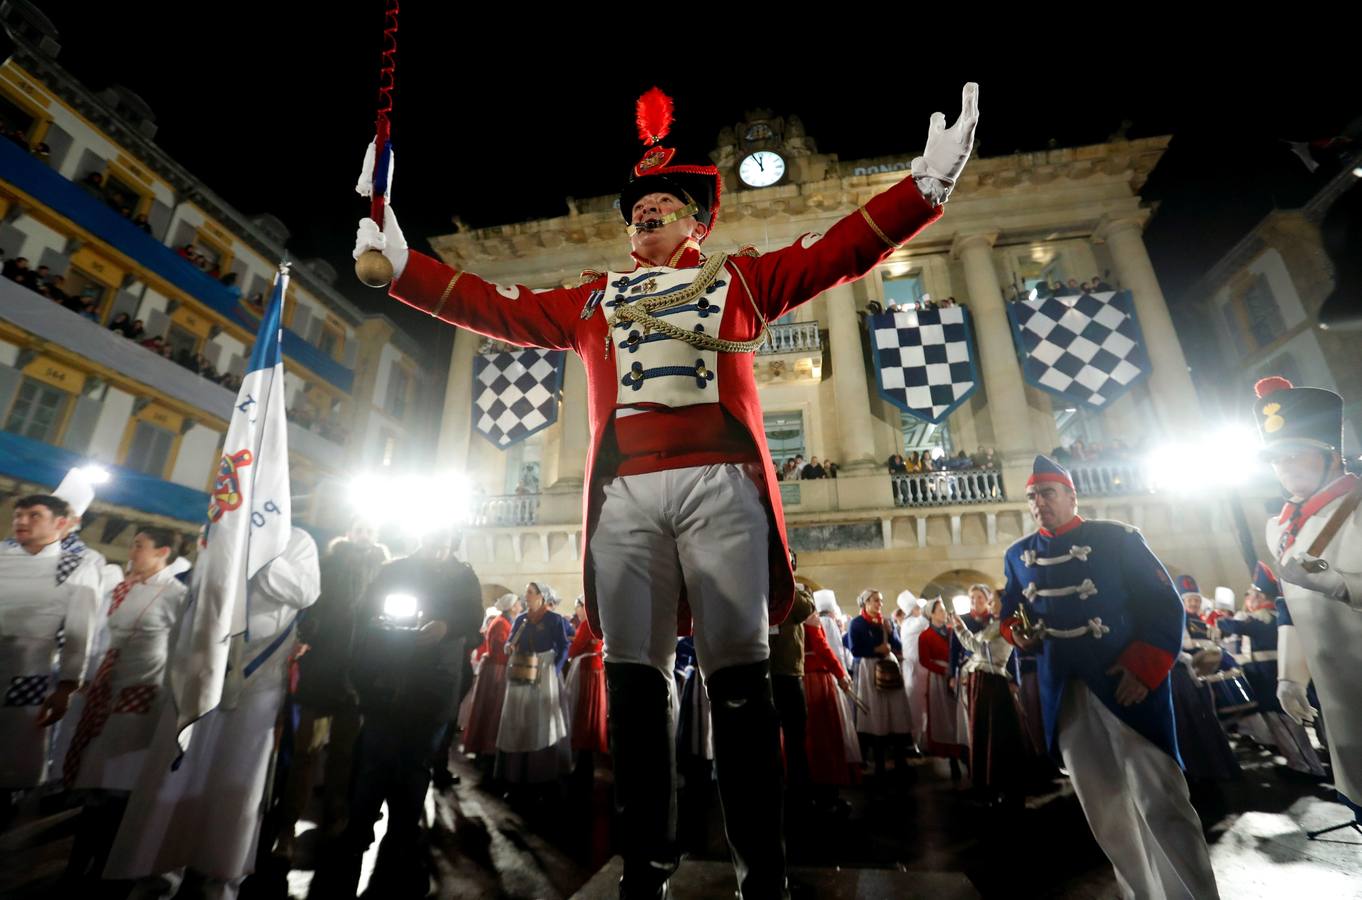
<box><xmin>1068</xmin><ymin>462</ymin><xmax>1150</xmax><ymax>497</ymax></box>
<box><xmin>470</xmin><ymin>493</ymin><xmax>540</xmax><ymax>527</ymax></box>
<box><xmin>758</xmin><ymin>322</ymin><xmax>821</xmax><ymax>355</ymax></box>
<box><xmin>892</xmin><ymin>468</ymin><xmax>1004</xmax><ymax>507</ymax></box>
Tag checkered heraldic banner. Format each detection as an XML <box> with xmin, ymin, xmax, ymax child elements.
<box><xmin>472</xmin><ymin>348</ymin><xmax>566</xmax><ymax>448</ymax></box>
<box><xmin>1007</xmin><ymin>291</ymin><xmax>1151</xmax><ymax>409</ymax></box>
<box><xmin>866</xmin><ymin>306</ymin><xmax>980</xmax><ymax>425</ymax></box>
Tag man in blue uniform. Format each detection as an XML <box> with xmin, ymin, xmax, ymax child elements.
<box><xmin>1001</xmin><ymin>456</ymin><xmax>1218</xmax><ymax>899</ymax></box>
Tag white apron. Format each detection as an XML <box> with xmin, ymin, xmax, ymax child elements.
<box><xmin>0</xmin><ymin>539</ymin><xmax>103</xmax><ymax>788</ymax></box>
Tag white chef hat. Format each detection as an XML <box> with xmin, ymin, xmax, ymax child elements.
<box><xmin>54</xmin><ymin>466</ymin><xmax>102</xmax><ymax>518</ymax></box>
<box><xmin>813</xmin><ymin>589</ymin><xmax>839</xmax><ymax>615</ymax></box>
<box><xmin>896</xmin><ymin>589</ymin><xmax>917</xmax><ymax>614</ymax></box>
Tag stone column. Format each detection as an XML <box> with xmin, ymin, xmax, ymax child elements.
<box><xmin>553</xmin><ymin>353</ymin><xmax>589</xmax><ymax>489</ymax></box>
<box><xmin>825</xmin><ymin>281</ymin><xmax>894</xmax><ymax>508</ymax></box>
<box><xmin>538</xmin><ymin>352</ymin><xmax>591</xmax><ymax>525</ymax></box>
<box><xmin>436</xmin><ymin>326</ymin><xmax>478</xmax><ymax>470</ymax></box>
<box><xmin>1095</xmin><ymin>215</ymin><xmax>1200</xmax><ymax>435</ymax></box>
<box><xmin>953</xmin><ymin>232</ymin><xmax>1039</xmax><ymax>491</ymax></box>
<box><xmin>825</xmin><ymin>282</ymin><xmax>878</xmax><ymax>470</ymax></box>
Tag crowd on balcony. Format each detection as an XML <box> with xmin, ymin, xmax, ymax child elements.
<box><xmin>2</xmin><ymin>249</ymin><xmax>246</xmax><ymax>392</ymax></box>
<box><xmin>1049</xmin><ymin>437</ymin><xmax>1142</xmax><ymax>464</ymax></box>
<box><xmin>1</xmin><ymin>122</ymin><xmax>51</xmax><ymax>160</ymax></box>
<box><xmin>776</xmin><ymin>455</ymin><xmax>839</xmax><ymax>480</ymax></box>
<box><xmin>1006</xmin><ymin>275</ymin><xmax>1114</xmax><ymax>303</ymax></box>
<box><xmin>887</xmin><ymin>447</ymin><xmax>999</xmax><ymax>475</ymax></box>
<box><xmin>76</xmin><ymin>171</ymin><xmax>154</xmax><ymax>233</ymax></box>
<box><xmin>867</xmin><ymin>293</ymin><xmax>963</xmax><ymax>316</ymax></box>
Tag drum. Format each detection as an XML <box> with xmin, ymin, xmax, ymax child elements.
<box><xmin>1201</xmin><ymin>652</ymin><xmax>1256</xmax><ymax>720</ymax></box>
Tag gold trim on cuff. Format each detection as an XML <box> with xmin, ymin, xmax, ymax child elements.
<box><xmin>859</xmin><ymin>206</ymin><xmax>899</xmax><ymax>249</ymax></box>
<box><xmin>432</xmin><ymin>271</ymin><xmax>463</xmax><ymax>318</ymax></box>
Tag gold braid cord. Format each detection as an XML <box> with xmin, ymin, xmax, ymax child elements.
<box><xmin>605</xmin><ymin>253</ymin><xmax>768</xmax><ymax>354</ymax></box>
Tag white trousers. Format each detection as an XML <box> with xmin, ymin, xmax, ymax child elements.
<box><xmin>590</xmin><ymin>463</ymin><xmax>770</xmax><ymax>678</ymax></box>
<box><xmin>1058</xmin><ymin>682</ymin><xmax>1220</xmax><ymax>900</ymax></box>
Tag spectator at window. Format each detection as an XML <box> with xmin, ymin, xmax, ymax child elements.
<box><xmin>1062</xmin><ymin>278</ymin><xmax>1082</xmax><ymax>296</ymax></box>
<box><xmin>79</xmin><ymin>171</ymin><xmax>105</xmax><ymax>197</ymax></box>
<box><xmin>1091</xmin><ymin>274</ymin><xmax>1113</xmax><ymax>291</ymax></box>
<box><xmin>177</xmin><ymin>244</ymin><xmax>194</xmax><ymax>260</ymax></box>
<box><xmin>46</xmin><ymin>275</ymin><xmax>70</xmax><ymax>304</ymax></box>
<box><xmin>132</xmin><ymin>214</ymin><xmax>153</xmax><ymax>234</ymax></box>
<box><xmin>34</xmin><ymin>264</ymin><xmax>50</xmax><ymax>286</ymax></box>
<box><xmin>32</xmin><ymin>141</ymin><xmax>50</xmax><ymax>161</ymax></box>
<box><xmin>971</xmin><ymin>447</ymin><xmax>999</xmax><ymax>469</ymax></box>
<box><xmin>246</xmin><ymin>291</ymin><xmax>265</xmax><ymax>312</ymax></box>
<box><xmin>3</xmin><ymin>256</ymin><xmax>35</xmax><ymax>288</ymax></box>
<box><xmin>887</xmin><ymin>453</ymin><xmax>908</xmax><ymax>475</ymax></box>
<box><xmin>865</xmin><ymin>300</ymin><xmax>883</xmax><ymax>315</ymax></box>
<box><xmin>128</xmin><ymin>319</ymin><xmax>146</xmax><ymax>341</ymax></box>
<box><xmin>79</xmin><ymin>299</ymin><xmax>100</xmax><ymax>321</ymax></box>
<box><xmin>109</xmin><ymin>312</ymin><xmax>133</xmax><ymax>336</ymax></box>
<box><xmin>802</xmin><ymin>456</ymin><xmax>827</xmax><ymax>480</ymax></box>
<box><xmin>60</xmin><ymin>290</ymin><xmax>86</xmax><ymax>313</ymax></box>
<box><xmin>825</xmin><ymin>460</ymin><xmax>839</xmax><ymax>479</ymax></box>
<box><xmin>221</xmin><ymin>271</ymin><xmax>243</xmax><ymax>302</ymax></box>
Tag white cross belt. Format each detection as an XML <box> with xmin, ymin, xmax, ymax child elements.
<box><xmin>1021</xmin><ymin>545</ymin><xmax>1092</xmax><ymax>567</ymax></box>
<box><xmin>1023</xmin><ymin>578</ymin><xmax>1098</xmax><ymax>601</ymax></box>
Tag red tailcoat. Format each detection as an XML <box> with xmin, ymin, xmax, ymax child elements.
<box><xmin>390</xmin><ymin>177</ymin><xmax>942</xmax><ymax>638</ymax></box>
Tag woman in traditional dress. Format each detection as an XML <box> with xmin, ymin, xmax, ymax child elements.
<box><xmin>495</xmin><ymin>582</ymin><xmax>570</xmax><ymax>791</ymax></box>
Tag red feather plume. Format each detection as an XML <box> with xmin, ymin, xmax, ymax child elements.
<box><xmin>635</xmin><ymin>87</ymin><xmax>674</xmax><ymax>146</ymax></box>
<box><xmin>1254</xmin><ymin>376</ymin><xmax>1294</xmax><ymax>399</ymax></box>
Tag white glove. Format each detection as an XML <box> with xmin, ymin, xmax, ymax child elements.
<box><xmin>353</xmin><ymin>207</ymin><xmax>409</xmax><ymax>282</ymax></box>
<box><xmin>1279</xmin><ymin>553</ymin><xmax>1350</xmax><ymax>601</ymax></box>
<box><xmin>911</xmin><ymin>82</ymin><xmax>979</xmax><ymax>204</ymax></box>
<box><xmin>1277</xmin><ymin>679</ymin><xmax>1317</xmax><ymax>726</ymax></box>
<box><xmin>355</xmin><ymin>140</ymin><xmax>395</xmax><ymax>202</ymax></box>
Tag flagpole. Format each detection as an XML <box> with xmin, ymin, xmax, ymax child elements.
<box><xmin>355</xmin><ymin>1</ymin><xmax>400</xmax><ymax>288</ymax></box>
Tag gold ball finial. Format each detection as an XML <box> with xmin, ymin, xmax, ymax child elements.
<box><xmin>354</xmin><ymin>249</ymin><xmax>394</xmax><ymax>288</ymax></box>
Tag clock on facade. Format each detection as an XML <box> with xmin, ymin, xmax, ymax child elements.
<box><xmin>739</xmin><ymin>150</ymin><xmax>785</xmax><ymax>188</ymax></box>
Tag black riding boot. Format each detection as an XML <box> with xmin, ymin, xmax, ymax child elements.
<box><xmin>707</xmin><ymin>659</ymin><xmax>790</xmax><ymax>900</ymax></box>
<box><xmin>606</xmin><ymin>662</ymin><xmax>679</xmax><ymax>899</ymax></box>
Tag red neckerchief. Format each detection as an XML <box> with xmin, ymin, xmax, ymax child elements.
<box><xmin>1276</xmin><ymin>473</ymin><xmax>1358</xmax><ymax>554</ymax></box>
<box><xmin>629</xmin><ymin>240</ymin><xmax>703</xmax><ymax>270</ymax></box>
<box><xmin>108</xmin><ymin>571</ymin><xmax>151</xmax><ymax>617</ymax></box>
<box><xmin>860</xmin><ymin>610</ymin><xmax>882</xmax><ymax>627</ymax></box>
<box><xmin>1039</xmin><ymin>514</ymin><xmax>1085</xmax><ymax>539</ymax></box>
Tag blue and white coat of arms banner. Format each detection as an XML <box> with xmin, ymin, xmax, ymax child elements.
<box><xmin>1007</xmin><ymin>290</ymin><xmax>1151</xmax><ymax>409</ymax></box>
<box><xmin>472</xmin><ymin>348</ymin><xmax>566</xmax><ymax>448</ymax></box>
<box><xmin>866</xmin><ymin>306</ymin><xmax>980</xmax><ymax>425</ymax></box>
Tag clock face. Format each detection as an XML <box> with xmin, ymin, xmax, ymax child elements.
<box><xmin>739</xmin><ymin>151</ymin><xmax>785</xmax><ymax>188</ymax></box>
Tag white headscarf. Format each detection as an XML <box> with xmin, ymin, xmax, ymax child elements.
<box><xmin>813</xmin><ymin>589</ymin><xmax>839</xmax><ymax>615</ymax></box>
<box><xmin>494</xmin><ymin>592</ymin><xmax>517</xmax><ymax>612</ymax></box>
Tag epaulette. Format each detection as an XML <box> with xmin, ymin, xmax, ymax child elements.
<box><xmin>732</xmin><ymin>245</ymin><xmax>762</xmax><ymax>259</ymax></box>
<box><xmin>577</xmin><ymin>269</ymin><xmax>606</xmax><ymax>287</ymax></box>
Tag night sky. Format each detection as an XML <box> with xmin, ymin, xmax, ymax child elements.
<box><xmin>30</xmin><ymin>4</ymin><xmax>1359</xmax><ymax>382</ymax></box>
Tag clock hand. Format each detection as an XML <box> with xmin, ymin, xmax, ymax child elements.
<box><xmin>756</xmin><ymin>154</ymin><xmax>764</xmax><ymax>172</ymax></box>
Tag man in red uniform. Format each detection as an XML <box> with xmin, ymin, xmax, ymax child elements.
<box><xmin>354</xmin><ymin>84</ymin><xmax>978</xmax><ymax>899</ymax></box>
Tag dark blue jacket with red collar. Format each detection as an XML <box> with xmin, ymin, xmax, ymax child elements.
<box><xmin>1000</xmin><ymin>516</ymin><xmax>1185</xmax><ymax>763</ymax></box>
